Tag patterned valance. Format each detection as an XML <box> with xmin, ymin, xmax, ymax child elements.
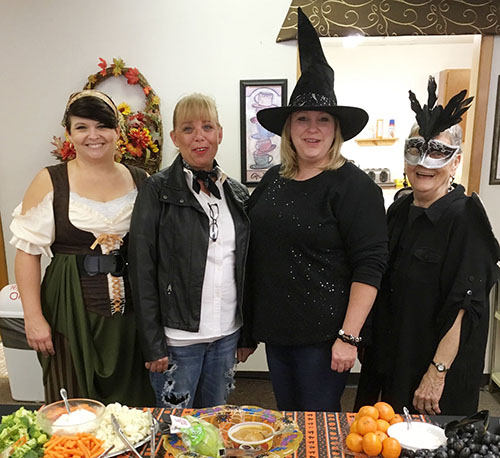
<box><xmin>277</xmin><ymin>0</ymin><xmax>500</xmax><ymax>42</ymax></box>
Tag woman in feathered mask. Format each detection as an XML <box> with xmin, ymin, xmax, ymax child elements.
<box><xmin>355</xmin><ymin>77</ymin><xmax>500</xmax><ymax>415</ymax></box>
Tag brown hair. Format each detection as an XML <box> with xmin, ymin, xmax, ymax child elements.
<box><xmin>279</xmin><ymin>116</ymin><xmax>345</xmax><ymax>179</ymax></box>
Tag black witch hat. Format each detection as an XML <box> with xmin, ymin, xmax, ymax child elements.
<box><xmin>409</xmin><ymin>75</ymin><xmax>473</xmax><ymax>141</ymax></box>
<box><xmin>257</xmin><ymin>8</ymin><xmax>368</xmax><ymax>141</ymax></box>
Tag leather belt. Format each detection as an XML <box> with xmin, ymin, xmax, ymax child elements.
<box><xmin>76</xmin><ymin>250</ymin><xmax>126</xmax><ymax>277</ymax></box>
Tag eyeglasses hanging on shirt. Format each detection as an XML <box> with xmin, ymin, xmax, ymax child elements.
<box><xmin>208</xmin><ymin>203</ymin><xmax>219</xmax><ymax>242</ymax></box>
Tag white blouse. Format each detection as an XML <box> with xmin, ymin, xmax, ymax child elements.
<box><xmin>10</xmin><ymin>190</ymin><xmax>137</xmax><ymax>257</ymax></box>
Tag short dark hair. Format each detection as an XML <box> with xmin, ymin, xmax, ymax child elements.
<box><xmin>64</xmin><ymin>96</ymin><xmax>118</xmax><ymax>133</ymax></box>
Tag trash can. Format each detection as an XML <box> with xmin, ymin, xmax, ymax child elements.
<box><xmin>0</xmin><ymin>284</ymin><xmax>44</xmax><ymax>402</ymax></box>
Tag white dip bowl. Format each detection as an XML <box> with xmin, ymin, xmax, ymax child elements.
<box><xmin>388</xmin><ymin>421</ymin><xmax>447</xmax><ymax>451</ymax></box>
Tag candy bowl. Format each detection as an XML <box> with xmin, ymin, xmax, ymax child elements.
<box><xmin>37</xmin><ymin>398</ymin><xmax>105</xmax><ymax>435</ymax></box>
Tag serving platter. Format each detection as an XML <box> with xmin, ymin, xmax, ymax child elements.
<box><xmin>106</xmin><ymin>420</ymin><xmax>158</xmax><ymax>457</ymax></box>
<box><xmin>163</xmin><ymin>405</ymin><xmax>303</xmax><ymax>458</ymax></box>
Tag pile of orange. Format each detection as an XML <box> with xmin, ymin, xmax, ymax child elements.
<box><xmin>346</xmin><ymin>402</ymin><xmax>403</xmax><ymax>458</ymax></box>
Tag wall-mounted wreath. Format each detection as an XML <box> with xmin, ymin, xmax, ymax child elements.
<box><xmin>51</xmin><ymin>57</ymin><xmax>163</xmax><ymax>175</ymax></box>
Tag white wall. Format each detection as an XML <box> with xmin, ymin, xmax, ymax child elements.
<box><xmin>323</xmin><ymin>38</ymin><xmax>474</xmax><ymax>181</ymax></box>
<box><xmin>0</xmin><ymin>0</ymin><xmax>296</xmax><ymax>282</ymax></box>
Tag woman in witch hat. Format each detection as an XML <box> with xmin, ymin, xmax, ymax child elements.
<box><xmin>240</xmin><ymin>8</ymin><xmax>388</xmax><ymax>411</ymax></box>
<box><xmin>355</xmin><ymin>77</ymin><xmax>500</xmax><ymax>415</ymax></box>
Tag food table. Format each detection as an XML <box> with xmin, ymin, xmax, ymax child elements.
<box><xmin>119</xmin><ymin>409</ymin><xmax>408</xmax><ymax>458</ymax></box>
<box><xmin>0</xmin><ymin>405</ymin><xmax>490</xmax><ymax>458</ymax></box>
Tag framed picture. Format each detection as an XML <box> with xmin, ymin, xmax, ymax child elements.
<box><xmin>240</xmin><ymin>79</ymin><xmax>287</xmax><ymax>186</ymax></box>
<box><xmin>490</xmin><ymin>76</ymin><xmax>500</xmax><ymax>185</ymax></box>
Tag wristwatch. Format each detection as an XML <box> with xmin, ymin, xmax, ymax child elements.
<box><xmin>431</xmin><ymin>361</ymin><xmax>449</xmax><ymax>372</ymax></box>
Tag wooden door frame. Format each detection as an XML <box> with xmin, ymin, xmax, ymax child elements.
<box><xmin>467</xmin><ymin>35</ymin><xmax>494</xmax><ymax>194</ymax></box>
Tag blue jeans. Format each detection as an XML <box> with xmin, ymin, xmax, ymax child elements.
<box><xmin>150</xmin><ymin>330</ymin><xmax>239</xmax><ymax>408</ymax></box>
<box><xmin>265</xmin><ymin>341</ymin><xmax>349</xmax><ymax>411</ymax></box>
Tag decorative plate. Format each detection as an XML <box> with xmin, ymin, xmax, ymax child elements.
<box><xmin>162</xmin><ymin>405</ymin><xmax>303</xmax><ymax>458</ymax></box>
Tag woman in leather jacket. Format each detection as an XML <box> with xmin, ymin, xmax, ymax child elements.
<box><xmin>129</xmin><ymin>93</ymin><xmax>251</xmax><ymax>408</ymax></box>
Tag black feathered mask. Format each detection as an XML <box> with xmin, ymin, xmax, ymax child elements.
<box><xmin>405</xmin><ymin>76</ymin><xmax>473</xmax><ymax>169</ymax></box>
<box><xmin>408</xmin><ymin>76</ymin><xmax>473</xmax><ymax>142</ymax></box>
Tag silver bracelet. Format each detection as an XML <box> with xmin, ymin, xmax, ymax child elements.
<box><xmin>338</xmin><ymin>329</ymin><xmax>362</xmax><ymax>347</ymax></box>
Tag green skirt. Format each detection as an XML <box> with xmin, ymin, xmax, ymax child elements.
<box><xmin>39</xmin><ymin>253</ymin><xmax>155</xmax><ymax>406</ymax></box>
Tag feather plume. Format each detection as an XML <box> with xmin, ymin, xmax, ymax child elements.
<box><xmin>409</xmin><ymin>76</ymin><xmax>473</xmax><ymax>141</ymax></box>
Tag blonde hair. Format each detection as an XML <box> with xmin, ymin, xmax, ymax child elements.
<box><xmin>279</xmin><ymin>115</ymin><xmax>345</xmax><ymax>179</ymax></box>
<box><xmin>172</xmin><ymin>93</ymin><xmax>220</xmax><ymax>129</ymax></box>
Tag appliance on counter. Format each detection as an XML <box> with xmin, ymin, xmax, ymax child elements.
<box><xmin>363</xmin><ymin>167</ymin><xmax>394</xmax><ymax>185</ymax></box>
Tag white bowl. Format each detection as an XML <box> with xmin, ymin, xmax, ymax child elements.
<box><xmin>388</xmin><ymin>421</ymin><xmax>447</xmax><ymax>451</ymax></box>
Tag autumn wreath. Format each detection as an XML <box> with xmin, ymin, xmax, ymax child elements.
<box><xmin>51</xmin><ymin>57</ymin><xmax>163</xmax><ymax>175</ymax></box>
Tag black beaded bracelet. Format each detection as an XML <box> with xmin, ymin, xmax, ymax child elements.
<box><xmin>338</xmin><ymin>329</ymin><xmax>362</xmax><ymax>347</ymax></box>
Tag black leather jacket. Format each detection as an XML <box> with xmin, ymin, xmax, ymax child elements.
<box><xmin>128</xmin><ymin>155</ymin><xmax>250</xmax><ymax>362</ymax></box>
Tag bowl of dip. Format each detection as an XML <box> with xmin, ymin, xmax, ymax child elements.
<box><xmin>388</xmin><ymin>421</ymin><xmax>447</xmax><ymax>451</ymax></box>
<box><xmin>228</xmin><ymin>421</ymin><xmax>275</xmax><ymax>451</ymax></box>
<box><xmin>37</xmin><ymin>398</ymin><xmax>105</xmax><ymax>434</ymax></box>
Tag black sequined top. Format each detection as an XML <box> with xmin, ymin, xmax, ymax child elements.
<box><xmin>244</xmin><ymin>163</ymin><xmax>388</xmax><ymax>345</ymax></box>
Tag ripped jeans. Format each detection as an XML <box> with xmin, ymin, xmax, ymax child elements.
<box><xmin>149</xmin><ymin>330</ymin><xmax>239</xmax><ymax>408</ymax></box>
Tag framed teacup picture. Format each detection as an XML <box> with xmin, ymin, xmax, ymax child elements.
<box><xmin>240</xmin><ymin>79</ymin><xmax>287</xmax><ymax>186</ymax></box>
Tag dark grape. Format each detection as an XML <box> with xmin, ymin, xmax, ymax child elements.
<box><xmin>459</xmin><ymin>446</ymin><xmax>471</xmax><ymax>458</ymax></box>
<box><xmin>470</xmin><ymin>454</ymin><xmax>482</xmax><ymax>458</ymax></box>
<box><xmin>483</xmin><ymin>433</ymin><xmax>493</xmax><ymax>446</ymax></box>
<box><xmin>470</xmin><ymin>444</ymin><xmax>481</xmax><ymax>453</ymax></box>
<box><xmin>479</xmin><ymin>445</ymin><xmax>489</xmax><ymax>455</ymax></box>
<box><xmin>489</xmin><ymin>445</ymin><xmax>499</xmax><ymax>455</ymax></box>
<box><xmin>435</xmin><ymin>451</ymin><xmax>448</xmax><ymax>458</ymax></box>
<box><xmin>448</xmin><ymin>450</ymin><xmax>457</xmax><ymax>457</ymax></box>
<box><xmin>454</xmin><ymin>441</ymin><xmax>466</xmax><ymax>452</ymax></box>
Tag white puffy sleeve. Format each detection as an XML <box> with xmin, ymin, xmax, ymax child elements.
<box><xmin>9</xmin><ymin>192</ymin><xmax>55</xmax><ymax>258</ymax></box>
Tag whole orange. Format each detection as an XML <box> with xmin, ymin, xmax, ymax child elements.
<box><xmin>362</xmin><ymin>432</ymin><xmax>383</xmax><ymax>456</ymax></box>
<box><xmin>382</xmin><ymin>437</ymin><xmax>402</xmax><ymax>458</ymax></box>
<box><xmin>375</xmin><ymin>430</ymin><xmax>388</xmax><ymax>443</ymax></box>
<box><xmin>377</xmin><ymin>419</ymin><xmax>390</xmax><ymax>433</ymax></box>
<box><xmin>350</xmin><ymin>420</ymin><xmax>359</xmax><ymax>434</ymax></box>
<box><xmin>357</xmin><ymin>405</ymin><xmax>380</xmax><ymax>420</ymax></box>
<box><xmin>389</xmin><ymin>414</ymin><xmax>404</xmax><ymax>425</ymax></box>
<box><xmin>375</xmin><ymin>401</ymin><xmax>396</xmax><ymax>422</ymax></box>
<box><xmin>357</xmin><ymin>415</ymin><xmax>378</xmax><ymax>435</ymax></box>
<box><xmin>346</xmin><ymin>432</ymin><xmax>364</xmax><ymax>453</ymax></box>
